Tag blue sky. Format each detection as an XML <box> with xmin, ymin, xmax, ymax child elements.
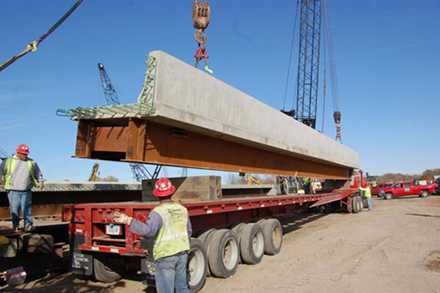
<box><xmin>1</xmin><ymin>0</ymin><xmax>439</xmax><ymax>182</ymax></box>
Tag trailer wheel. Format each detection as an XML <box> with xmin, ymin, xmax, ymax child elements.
<box><xmin>231</xmin><ymin>223</ymin><xmax>246</xmax><ymax>236</ymax></box>
<box><xmin>262</xmin><ymin>219</ymin><xmax>283</xmax><ymax>255</ymax></box>
<box><xmin>420</xmin><ymin>190</ymin><xmax>429</xmax><ymax>197</ymax></box>
<box><xmin>352</xmin><ymin>197</ymin><xmax>359</xmax><ymax>213</ymax></box>
<box><xmin>384</xmin><ymin>193</ymin><xmax>392</xmax><ymax>200</ymax></box>
<box><xmin>257</xmin><ymin>219</ymin><xmax>267</xmax><ymax>227</ymax></box>
<box><xmin>239</xmin><ymin>223</ymin><xmax>265</xmax><ymax>264</ymax></box>
<box><xmin>93</xmin><ymin>254</ymin><xmax>127</xmax><ymax>283</ymax></box>
<box><xmin>188</xmin><ymin>238</ymin><xmax>208</xmax><ymax>292</ymax></box>
<box><xmin>357</xmin><ymin>197</ymin><xmax>363</xmax><ymax>212</ymax></box>
<box><xmin>208</xmin><ymin>229</ymin><xmax>239</xmax><ymax>278</ymax></box>
<box><xmin>197</xmin><ymin>228</ymin><xmax>217</xmax><ymax>276</ymax></box>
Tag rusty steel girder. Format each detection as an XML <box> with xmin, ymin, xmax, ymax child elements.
<box><xmin>74</xmin><ymin>118</ymin><xmax>352</xmax><ymax>180</ymax></box>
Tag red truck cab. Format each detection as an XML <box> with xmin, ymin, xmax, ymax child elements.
<box><xmin>381</xmin><ymin>180</ymin><xmax>437</xmax><ymax>200</ymax></box>
<box><xmin>371</xmin><ymin>182</ymin><xmax>393</xmax><ymax>196</ymax></box>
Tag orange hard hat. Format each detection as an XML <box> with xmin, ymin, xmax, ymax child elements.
<box><xmin>153</xmin><ymin>177</ymin><xmax>176</xmax><ymax>197</ymax></box>
<box><xmin>16</xmin><ymin>144</ymin><xmax>30</xmax><ymax>155</ymax></box>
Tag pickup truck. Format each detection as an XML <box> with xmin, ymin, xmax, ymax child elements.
<box><xmin>380</xmin><ymin>181</ymin><xmax>438</xmax><ymax>200</ymax></box>
<box><xmin>371</xmin><ymin>182</ymin><xmax>393</xmax><ymax>196</ymax></box>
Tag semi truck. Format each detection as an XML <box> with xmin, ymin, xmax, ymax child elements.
<box><xmin>64</xmin><ymin>173</ymin><xmax>365</xmax><ymax>292</ymax></box>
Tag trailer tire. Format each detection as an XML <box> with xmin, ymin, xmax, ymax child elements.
<box><xmin>197</xmin><ymin>228</ymin><xmax>217</xmax><ymax>276</ymax></box>
<box><xmin>93</xmin><ymin>254</ymin><xmax>127</xmax><ymax>283</ymax></box>
<box><xmin>385</xmin><ymin>193</ymin><xmax>392</xmax><ymax>200</ymax></box>
<box><xmin>357</xmin><ymin>197</ymin><xmax>363</xmax><ymax>212</ymax></box>
<box><xmin>257</xmin><ymin>219</ymin><xmax>267</xmax><ymax>227</ymax></box>
<box><xmin>231</xmin><ymin>223</ymin><xmax>246</xmax><ymax>236</ymax></box>
<box><xmin>188</xmin><ymin>238</ymin><xmax>208</xmax><ymax>292</ymax></box>
<box><xmin>262</xmin><ymin>219</ymin><xmax>283</xmax><ymax>255</ymax></box>
<box><xmin>352</xmin><ymin>197</ymin><xmax>359</xmax><ymax>213</ymax></box>
<box><xmin>420</xmin><ymin>190</ymin><xmax>429</xmax><ymax>198</ymax></box>
<box><xmin>207</xmin><ymin>229</ymin><xmax>240</xmax><ymax>278</ymax></box>
<box><xmin>240</xmin><ymin>223</ymin><xmax>265</xmax><ymax>264</ymax></box>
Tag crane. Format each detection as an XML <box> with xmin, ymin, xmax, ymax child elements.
<box><xmin>88</xmin><ymin>163</ymin><xmax>100</xmax><ymax>182</ymax></box>
<box><xmin>283</xmin><ymin>0</ymin><xmax>342</xmax><ymax>141</ymax></box>
<box><xmin>97</xmin><ymin>63</ymin><xmax>162</xmax><ymax>181</ymax></box>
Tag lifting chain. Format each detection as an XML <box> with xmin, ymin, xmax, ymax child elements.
<box><xmin>193</xmin><ymin>1</ymin><xmax>212</xmax><ymax>73</ymax></box>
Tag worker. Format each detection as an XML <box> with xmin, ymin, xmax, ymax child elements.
<box><xmin>113</xmin><ymin>177</ymin><xmax>192</xmax><ymax>293</ymax></box>
<box><xmin>303</xmin><ymin>177</ymin><xmax>311</xmax><ymax>194</ymax></box>
<box><xmin>359</xmin><ymin>183</ymin><xmax>372</xmax><ymax>211</ymax></box>
<box><xmin>0</xmin><ymin>144</ymin><xmax>44</xmax><ymax>232</ymax></box>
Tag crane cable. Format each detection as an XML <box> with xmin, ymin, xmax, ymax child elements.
<box><xmin>323</xmin><ymin>0</ymin><xmax>342</xmax><ymax>142</ymax></box>
<box><xmin>282</xmin><ymin>0</ymin><xmax>300</xmax><ymax>112</ymax></box>
<box><xmin>0</xmin><ymin>0</ymin><xmax>83</xmax><ymax>73</ymax></box>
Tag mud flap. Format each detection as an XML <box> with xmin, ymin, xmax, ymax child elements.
<box><xmin>69</xmin><ymin>233</ymin><xmax>93</xmax><ymax>276</ymax></box>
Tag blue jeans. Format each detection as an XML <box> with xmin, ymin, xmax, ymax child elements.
<box><xmin>366</xmin><ymin>197</ymin><xmax>373</xmax><ymax>211</ymax></box>
<box><xmin>7</xmin><ymin>190</ymin><xmax>33</xmax><ymax>228</ymax></box>
<box><xmin>155</xmin><ymin>253</ymin><xmax>189</xmax><ymax>293</ymax></box>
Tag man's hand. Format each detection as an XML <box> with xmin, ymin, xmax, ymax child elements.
<box><xmin>39</xmin><ymin>182</ymin><xmax>44</xmax><ymax>190</ymax></box>
<box><xmin>113</xmin><ymin>212</ymin><xmax>133</xmax><ymax>225</ymax></box>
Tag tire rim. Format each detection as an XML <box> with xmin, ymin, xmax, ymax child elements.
<box><xmin>223</xmin><ymin>237</ymin><xmax>238</xmax><ymax>270</ymax></box>
<box><xmin>253</xmin><ymin>231</ymin><xmax>265</xmax><ymax>257</ymax></box>
<box><xmin>188</xmin><ymin>248</ymin><xmax>204</xmax><ymax>286</ymax></box>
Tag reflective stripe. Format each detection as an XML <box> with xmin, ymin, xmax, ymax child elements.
<box><xmin>154</xmin><ymin>206</ymin><xmax>172</xmax><ymax>236</ymax></box>
<box><xmin>155</xmin><ymin>231</ymin><xmax>188</xmax><ymax>245</ymax></box>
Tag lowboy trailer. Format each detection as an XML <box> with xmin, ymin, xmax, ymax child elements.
<box><xmin>64</xmin><ymin>174</ymin><xmax>364</xmax><ymax>292</ymax></box>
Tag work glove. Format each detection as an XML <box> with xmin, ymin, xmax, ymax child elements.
<box><xmin>113</xmin><ymin>212</ymin><xmax>133</xmax><ymax>225</ymax></box>
<box><xmin>0</xmin><ymin>235</ymin><xmax>9</xmax><ymax>245</ymax></box>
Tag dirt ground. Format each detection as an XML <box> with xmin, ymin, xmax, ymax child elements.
<box><xmin>3</xmin><ymin>195</ymin><xmax>440</xmax><ymax>293</ymax></box>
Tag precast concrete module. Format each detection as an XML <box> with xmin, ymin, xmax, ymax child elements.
<box><xmin>71</xmin><ymin>50</ymin><xmax>359</xmax><ymax>180</ymax></box>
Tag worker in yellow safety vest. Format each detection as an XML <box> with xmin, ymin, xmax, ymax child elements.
<box><xmin>359</xmin><ymin>183</ymin><xmax>372</xmax><ymax>211</ymax></box>
<box><xmin>0</xmin><ymin>144</ymin><xmax>44</xmax><ymax>231</ymax></box>
<box><xmin>113</xmin><ymin>177</ymin><xmax>192</xmax><ymax>293</ymax></box>
<box><xmin>303</xmin><ymin>177</ymin><xmax>311</xmax><ymax>194</ymax></box>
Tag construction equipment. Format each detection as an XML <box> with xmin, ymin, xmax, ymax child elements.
<box><xmin>0</xmin><ymin>0</ymin><xmax>83</xmax><ymax>73</ymax></box>
<box><xmin>247</xmin><ymin>175</ymin><xmax>261</xmax><ymax>185</ymax></box>
<box><xmin>88</xmin><ymin>163</ymin><xmax>100</xmax><ymax>182</ymax></box>
<box><xmin>282</xmin><ymin>0</ymin><xmax>342</xmax><ymax>141</ymax></box>
<box><xmin>97</xmin><ymin>63</ymin><xmax>162</xmax><ymax>181</ymax></box>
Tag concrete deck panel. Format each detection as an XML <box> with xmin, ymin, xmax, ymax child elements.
<box><xmin>145</xmin><ymin>50</ymin><xmax>359</xmax><ymax>169</ymax></box>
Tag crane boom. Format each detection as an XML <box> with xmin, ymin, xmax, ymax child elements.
<box><xmin>295</xmin><ymin>0</ymin><xmax>322</xmax><ymax>129</ymax></box>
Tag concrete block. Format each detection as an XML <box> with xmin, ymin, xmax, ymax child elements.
<box><xmin>20</xmin><ymin>233</ymin><xmax>54</xmax><ymax>254</ymax></box>
<box><xmin>142</xmin><ymin>176</ymin><xmax>222</xmax><ymax>202</ymax></box>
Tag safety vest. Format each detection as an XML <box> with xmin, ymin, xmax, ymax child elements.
<box><xmin>303</xmin><ymin>178</ymin><xmax>311</xmax><ymax>186</ymax></box>
<box><xmin>152</xmin><ymin>202</ymin><xmax>190</xmax><ymax>260</ymax></box>
<box><xmin>362</xmin><ymin>187</ymin><xmax>372</xmax><ymax>198</ymax></box>
<box><xmin>3</xmin><ymin>157</ymin><xmax>39</xmax><ymax>190</ymax></box>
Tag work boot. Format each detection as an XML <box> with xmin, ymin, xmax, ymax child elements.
<box><xmin>24</xmin><ymin>225</ymin><xmax>34</xmax><ymax>232</ymax></box>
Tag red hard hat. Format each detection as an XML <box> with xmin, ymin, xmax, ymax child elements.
<box><xmin>16</xmin><ymin>144</ymin><xmax>30</xmax><ymax>155</ymax></box>
<box><xmin>153</xmin><ymin>177</ymin><xmax>176</xmax><ymax>197</ymax></box>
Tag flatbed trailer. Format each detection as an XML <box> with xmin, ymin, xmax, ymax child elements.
<box><xmin>64</xmin><ymin>183</ymin><xmax>363</xmax><ymax>292</ymax></box>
